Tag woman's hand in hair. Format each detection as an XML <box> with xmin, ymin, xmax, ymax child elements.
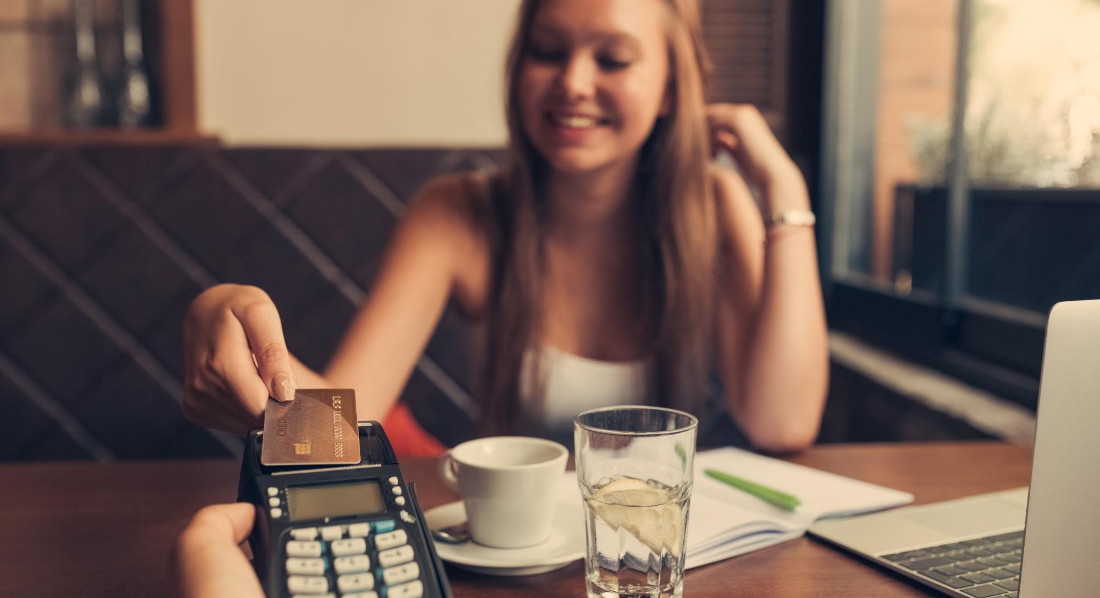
<box><xmin>182</xmin><ymin>284</ymin><xmax>302</xmax><ymax>437</ymax></box>
<box><xmin>705</xmin><ymin>103</ymin><xmax>808</xmax><ymax>211</ymax></box>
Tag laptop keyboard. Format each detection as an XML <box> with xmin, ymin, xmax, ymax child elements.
<box><xmin>880</xmin><ymin>530</ymin><xmax>1023</xmax><ymax>598</ymax></box>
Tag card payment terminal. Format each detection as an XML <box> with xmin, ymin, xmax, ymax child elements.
<box><xmin>239</xmin><ymin>421</ymin><xmax>453</xmax><ymax>598</ymax></box>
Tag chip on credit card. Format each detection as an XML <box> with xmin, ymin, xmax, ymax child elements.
<box><xmin>261</xmin><ymin>389</ymin><xmax>361</xmax><ymax>466</ymax></box>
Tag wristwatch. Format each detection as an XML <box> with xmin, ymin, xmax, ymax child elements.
<box><xmin>764</xmin><ymin>210</ymin><xmax>816</xmax><ymax>228</ymax></box>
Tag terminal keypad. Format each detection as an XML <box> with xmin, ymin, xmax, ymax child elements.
<box><xmin>282</xmin><ymin>519</ymin><xmax>423</xmax><ymax>598</ymax></box>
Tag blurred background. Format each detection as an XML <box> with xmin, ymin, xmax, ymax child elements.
<box><xmin>0</xmin><ymin>0</ymin><xmax>1096</xmax><ymax>461</ymax></box>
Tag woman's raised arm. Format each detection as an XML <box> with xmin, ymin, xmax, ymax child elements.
<box><xmin>708</xmin><ymin>103</ymin><xmax>830</xmax><ymax>453</ymax></box>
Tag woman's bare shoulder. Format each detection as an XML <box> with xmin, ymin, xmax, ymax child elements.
<box><xmin>403</xmin><ymin>171</ymin><xmax>494</xmax><ymax>244</ymax></box>
<box><xmin>405</xmin><ymin>170</ymin><xmax>494</xmax><ymax>314</ymax></box>
<box><xmin>707</xmin><ymin>163</ymin><xmax>765</xmax><ymax>316</ymax></box>
<box><xmin>707</xmin><ymin>163</ymin><xmax>765</xmax><ymax>251</ymax></box>
<box><xmin>409</xmin><ymin>170</ymin><xmax>490</xmax><ymax>217</ymax></box>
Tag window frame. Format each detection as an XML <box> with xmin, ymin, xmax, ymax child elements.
<box><xmin>818</xmin><ymin>0</ymin><xmax>1048</xmax><ymax>410</ymax></box>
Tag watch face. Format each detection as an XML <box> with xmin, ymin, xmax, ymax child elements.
<box><xmin>767</xmin><ymin>210</ymin><xmax>816</xmax><ymax>227</ymax></box>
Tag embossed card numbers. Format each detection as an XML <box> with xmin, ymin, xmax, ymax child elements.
<box><xmin>261</xmin><ymin>389</ymin><xmax>361</xmax><ymax>466</ymax></box>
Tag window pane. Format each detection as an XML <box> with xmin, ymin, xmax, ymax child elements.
<box><xmin>824</xmin><ymin>0</ymin><xmax>960</xmax><ymax>292</ymax></box>
<box><xmin>962</xmin><ymin>0</ymin><xmax>1100</xmax><ymax>313</ymax></box>
<box><xmin>826</xmin><ymin>0</ymin><xmax>1100</xmax><ymax>316</ymax></box>
<box><xmin>878</xmin><ymin>0</ymin><xmax>959</xmax><ymax>295</ymax></box>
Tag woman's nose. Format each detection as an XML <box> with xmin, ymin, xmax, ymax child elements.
<box><xmin>556</xmin><ymin>54</ymin><xmax>597</xmax><ymax>100</ymax></box>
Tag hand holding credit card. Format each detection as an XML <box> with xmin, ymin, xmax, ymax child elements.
<box><xmin>260</xmin><ymin>389</ymin><xmax>361</xmax><ymax>466</ymax></box>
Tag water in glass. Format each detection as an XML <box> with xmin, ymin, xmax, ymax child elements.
<box><xmin>583</xmin><ymin>475</ymin><xmax>691</xmax><ymax>598</ymax></box>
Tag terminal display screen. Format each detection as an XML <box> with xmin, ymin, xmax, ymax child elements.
<box><xmin>286</xmin><ymin>481</ymin><xmax>385</xmax><ymax>522</ymax></box>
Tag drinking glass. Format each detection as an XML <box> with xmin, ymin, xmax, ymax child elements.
<box><xmin>574</xmin><ymin>406</ymin><xmax>698</xmax><ymax>598</ymax></box>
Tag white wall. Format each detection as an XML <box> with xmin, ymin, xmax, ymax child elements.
<box><xmin>195</xmin><ymin>0</ymin><xmax>520</xmax><ymax>147</ymax></box>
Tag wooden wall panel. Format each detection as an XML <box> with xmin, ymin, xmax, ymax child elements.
<box><xmin>701</xmin><ymin>0</ymin><xmax>790</xmax><ymax>135</ymax></box>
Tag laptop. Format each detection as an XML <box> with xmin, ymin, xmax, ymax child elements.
<box><xmin>809</xmin><ymin>299</ymin><xmax>1100</xmax><ymax>598</ymax></box>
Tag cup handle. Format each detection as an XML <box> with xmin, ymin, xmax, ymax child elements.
<box><xmin>438</xmin><ymin>450</ymin><xmax>459</xmax><ymax>492</ymax></box>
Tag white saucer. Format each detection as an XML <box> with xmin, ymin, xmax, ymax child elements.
<box><xmin>425</xmin><ymin>496</ymin><xmax>585</xmax><ymax>576</ymax></box>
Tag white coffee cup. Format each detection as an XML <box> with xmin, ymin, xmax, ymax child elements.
<box><xmin>438</xmin><ymin>436</ymin><xmax>568</xmax><ymax>548</ymax></box>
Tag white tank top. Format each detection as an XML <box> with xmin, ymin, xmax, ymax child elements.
<box><xmin>520</xmin><ymin>344</ymin><xmax>652</xmax><ymax>433</ymax></box>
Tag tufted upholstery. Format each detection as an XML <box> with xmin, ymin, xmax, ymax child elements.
<box><xmin>0</xmin><ymin>145</ymin><xmax>503</xmax><ymax>461</ymax></box>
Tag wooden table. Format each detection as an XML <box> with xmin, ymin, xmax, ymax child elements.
<box><xmin>0</xmin><ymin>441</ymin><xmax>1032</xmax><ymax>597</ymax></box>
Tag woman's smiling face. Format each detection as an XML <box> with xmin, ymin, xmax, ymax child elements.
<box><xmin>518</xmin><ymin>0</ymin><xmax>671</xmax><ymax>176</ymax></box>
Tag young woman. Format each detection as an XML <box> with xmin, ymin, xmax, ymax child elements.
<box><xmin>182</xmin><ymin>0</ymin><xmax>828</xmax><ymax>457</ymax></box>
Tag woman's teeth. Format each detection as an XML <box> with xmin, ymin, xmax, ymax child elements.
<box><xmin>552</xmin><ymin>114</ymin><xmax>602</xmax><ymax>128</ymax></box>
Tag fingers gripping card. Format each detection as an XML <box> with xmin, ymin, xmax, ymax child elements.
<box><xmin>261</xmin><ymin>389</ymin><xmax>360</xmax><ymax>466</ymax></box>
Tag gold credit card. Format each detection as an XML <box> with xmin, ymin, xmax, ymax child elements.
<box><xmin>261</xmin><ymin>389</ymin><xmax>361</xmax><ymax>466</ymax></box>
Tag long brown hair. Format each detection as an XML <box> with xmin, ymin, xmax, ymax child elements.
<box><xmin>481</xmin><ymin>0</ymin><xmax>716</xmax><ymax>435</ymax></box>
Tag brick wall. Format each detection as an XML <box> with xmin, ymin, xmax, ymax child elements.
<box><xmin>872</xmin><ymin>0</ymin><xmax>958</xmax><ymax>279</ymax></box>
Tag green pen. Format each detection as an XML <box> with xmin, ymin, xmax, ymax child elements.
<box><xmin>704</xmin><ymin>469</ymin><xmax>802</xmax><ymax>512</ymax></box>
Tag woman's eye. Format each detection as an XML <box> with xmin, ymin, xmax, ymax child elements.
<box><xmin>598</xmin><ymin>56</ymin><xmax>631</xmax><ymax>71</ymax></box>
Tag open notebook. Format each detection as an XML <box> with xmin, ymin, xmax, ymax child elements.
<box><xmin>684</xmin><ymin>447</ymin><xmax>913</xmax><ymax>568</ymax></box>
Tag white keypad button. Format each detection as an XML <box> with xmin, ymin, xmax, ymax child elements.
<box><xmin>320</xmin><ymin>525</ymin><xmax>344</xmax><ymax>541</ymax></box>
<box><xmin>290</xmin><ymin>594</ymin><xmax>334</xmax><ymax>598</ymax></box>
<box><xmin>373</xmin><ymin>529</ymin><xmax>408</xmax><ymax>551</ymax></box>
<box><xmin>287</xmin><ymin>574</ymin><xmax>329</xmax><ymax>594</ymax></box>
<box><xmin>290</xmin><ymin>527</ymin><xmax>318</xmax><ymax>541</ymax></box>
<box><xmin>267</xmin><ymin>487</ymin><xmax>278</xmax><ymax>497</ymax></box>
<box><xmin>391</xmin><ymin>486</ymin><xmax>403</xmax><ymax>496</ymax></box>
<box><xmin>394</xmin><ymin>496</ymin><xmax>406</xmax><ymax>506</ymax></box>
<box><xmin>337</xmin><ymin>573</ymin><xmax>376</xmax><ymax>592</ymax></box>
<box><xmin>388</xmin><ymin>476</ymin><xmax>399</xmax><ymax>485</ymax></box>
<box><xmin>382</xmin><ymin>562</ymin><xmax>420</xmax><ymax>586</ymax></box>
<box><xmin>270</xmin><ymin>507</ymin><xmax>283</xmax><ymax>519</ymax></box>
<box><xmin>377</xmin><ymin>545</ymin><xmax>415</xmax><ymax>568</ymax></box>
<box><xmin>285</xmin><ymin>541</ymin><xmax>323</xmax><ymax>558</ymax></box>
<box><xmin>330</xmin><ymin>537</ymin><xmax>367</xmax><ymax>556</ymax></box>
<box><xmin>347</xmin><ymin>523</ymin><xmax>372</xmax><ymax>538</ymax></box>
<box><xmin>268</xmin><ymin>497</ymin><xmax>281</xmax><ymax>508</ymax></box>
<box><xmin>387</xmin><ymin>580</ymin><xmax>424</xmax><ymax>598</ymax></box>
<box><xmin>285</xmin><ymin>557</ymin><xmax>326</xmax><ymax>576</ymax></box>
<box><xmin>342</xmin><ymin>592</ymin><xmax>378</xmax><ymax>598</ymax></box>
<box><xmin>333</xmin><ymin>554</ymin><xmax>372</xmax><ymax>574</ymax></box>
